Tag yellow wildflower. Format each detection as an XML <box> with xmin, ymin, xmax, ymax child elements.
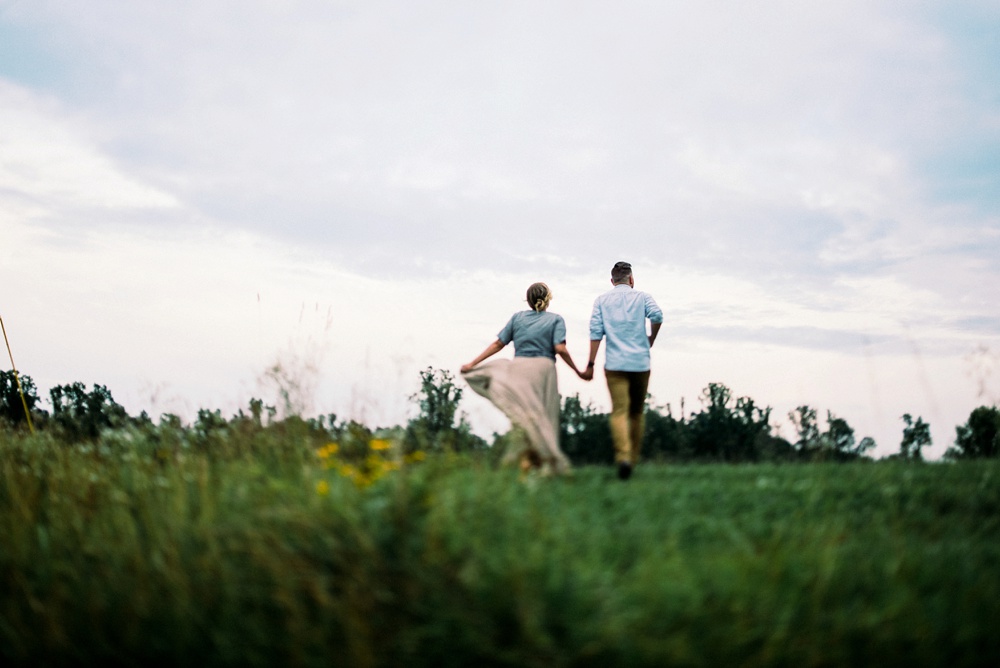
<box><xmin>317</xmin><ymin>443</ymin><xmax>339</xmax><ymax>459</ymax></box>
<box><xmin>315</xmin><ymin>480</ymin><xmax>330</xmax><ymax>496</ymax></box>
<box><xmin>369</xmin><ymin>439</ymin><xmax>392</xmax><ymax>451</ymax></box>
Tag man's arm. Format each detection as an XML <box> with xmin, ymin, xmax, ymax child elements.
<box><xmin>644</xmin><ymin>292</ymin><xmax>663</xmax><ymax>348</ymax></box>
<box><xmin>583</xmin><ymin>298</ymin><xmax>605</xmax><ymax>381</ymax></box>
<box><xmin>648</xmin><ymin>322</ymin><xmax>662</xmax><ymax>348</ymax></box>
<box><xmin>581</xmin><ymin>339</ymin><xmax>601</xmax><ymax>381</ymax></box>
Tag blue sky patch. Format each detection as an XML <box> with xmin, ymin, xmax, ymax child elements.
<box><xmin>0</xmin><ymin>21</ymin><xmax>71</xmax><ymax>91</ymax></box>
<box><xmin>921</xmin><ymin>139</ymin><xmax>1000</xmax><ymax>215</ymax></box>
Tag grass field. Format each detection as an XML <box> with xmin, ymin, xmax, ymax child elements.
<box><xmin>1</xmin><ymin>427</ymin><xmax>998</xmax><ymax>666</ymax></box>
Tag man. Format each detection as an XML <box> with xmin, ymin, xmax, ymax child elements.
<box><xmin>582</xmin><ymin>262</ymin><xmax>663</xmax><ymax>480</ymax></box>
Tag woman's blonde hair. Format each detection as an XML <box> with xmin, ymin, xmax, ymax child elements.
<box><xmin>526</xmin><ymin>282</ymin><xmax>552</xmax><ymax>312</ymax></box>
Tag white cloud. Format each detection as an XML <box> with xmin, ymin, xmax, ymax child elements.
<box><xmin>0</xmin><ymin>81</ymin><xmax>179</xmax><ymax>213</ymax></box>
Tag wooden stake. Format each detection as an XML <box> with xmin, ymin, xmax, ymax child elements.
<box><xmin>0</xmin><ymin>315</ymin><xmax>35</xmax><ymax>434</ymax></box>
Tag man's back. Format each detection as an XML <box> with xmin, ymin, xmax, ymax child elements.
<box><xmin>589</xmin><ymin>284</ymin><xmax>663</xmax><ymax>372</ymax></box>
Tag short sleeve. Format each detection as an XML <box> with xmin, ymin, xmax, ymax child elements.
<box><xmin>497</xmin><ymin>314</ymin><xmax>516</xmax><ymax>345</ymax></box>
<box><xmin>551</xmin><ymin>315</ymin><xmax>567</xmax><ymax>346</ymax></box>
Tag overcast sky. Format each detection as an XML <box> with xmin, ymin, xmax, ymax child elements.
<box><xmin>1</xmin><ymin>0</ymin><xmax>998</xmax><ymax>458</ymax></box>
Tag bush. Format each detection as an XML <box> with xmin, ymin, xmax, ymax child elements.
<box><xmin>947</xmin><ymin>405</ymin><xmax>1000</xmax><ymax>459</ymax></box>
<box><xmin>48</xmin><ymin>382</ymin><xmax>128</xmax><ymax>442</ymax></box>
<box><xmin>0</xmin><ymin>370</ymin><xmax>43</xmax><ymax>428</ymax></box>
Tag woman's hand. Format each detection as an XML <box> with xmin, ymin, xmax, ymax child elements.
<box><xmin>461</xmin><ymin>363</ymin><xmax>475</xmax><ymax>373</ymax></box>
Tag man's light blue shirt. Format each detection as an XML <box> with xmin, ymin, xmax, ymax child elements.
<box><xmin>589</xmin><ymin>284</ymin><xmax>663</xmax><ymax>372</ymax></box>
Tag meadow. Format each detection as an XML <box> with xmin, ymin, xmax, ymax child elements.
<box><xmin>1</xmin><ymin>424</ymin><xmax>998</xmax><ymax>667</ymax></box>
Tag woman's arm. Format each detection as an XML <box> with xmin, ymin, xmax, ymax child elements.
<box><xmin>554</xmin><ymin>342</ymin><xmax>586</xmax><ymax>379</ymax></box>
<box><xmin>461</xmin><ymin>339</ymin><xmax>506</xmax><ymax>373</ymax></box>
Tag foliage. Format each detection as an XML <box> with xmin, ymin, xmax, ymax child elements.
<box><xmin>315</xmin><ymin>431</ymin><xmax>425</xmax><ymax>489</ymax></box>
<box><xmin>405</xmin><ymin>367</ymin><xmax>486</xmax><ymax>453</ymax></box>
<box><xmin>48</xmin><ymin>382</ymin><xmax>128</xmax><ymax>442</ymax></box>
<box><xmin>947</xmin><ymin>405</ymin><xmax>1000</xmax><ymax>459</ymax></box>
<box><xmin>558</xmin><ymin>393</ymin><xmax>613</xmax><ymax>464</ymax></box>
<box><xmin>0</xmin><ymin>368</ymin><xmax>977</xmax><ymax>470</ymax></box>
<box><xmin>684</xmin><ymin>383</ymin><xmax>779</xmax><ymax>461</ymax></box>
<box><xmin>642</xmin><ymin>399</ymin><xmax>693</xmax><ymax>460</ymax></box>
<box><xmin>900</xmin><ymin>414</ymin><xmax>932</xmax><ymax>461</ymax></box>
<box><xmin>821</xmin><ymin>411</ymin><xmax>876</xmax><ymax>460</ymax></box>
<box><xmin>559</xmin><ymin>387</ymin><xmax>883</xmax><ymax>465</ymax></box>
<box><xmin>1</xmin><ymin>427</ymin><xmax>999</xmax><ymax>667</ymax></box>
<box><xmin>788</xmin><ymin>406</ymin><xmax>875</xmax><ymax>461</ymax></box>
<box><xmin>824</xmin><ymin>412</ymin><xmax>856</xmax><ymax>453</ymax></box>
<box><xmin>411</xmin><ymin>366</ymin><xmax>463</xmax><ymax>433</ymax></box>
<box><xmin>790</xmin><ymin>405</ymin><xmax>821</xmax><ymax>450</ymax></box>
<box><xmin>0</xmin><ymin>370</ymin><xmax>44</xmax><ymax>427</ymax></box>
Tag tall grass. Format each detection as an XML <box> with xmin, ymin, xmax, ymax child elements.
<box><xmin>1</xmin><ymin>426</ymin><xmax>998</xmax><ymax>666</ymax></box>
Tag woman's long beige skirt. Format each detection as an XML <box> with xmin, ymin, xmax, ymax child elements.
<box><xmin>462</xmin><ymin>357</ymin><xmax>571</xmax><ymax>475</ymax></box>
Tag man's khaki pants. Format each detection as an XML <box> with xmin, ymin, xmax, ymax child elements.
<box><xmin>605</xmin><ymin>370</ymin><xmax>650</xmax><ymax>465</ymax></box>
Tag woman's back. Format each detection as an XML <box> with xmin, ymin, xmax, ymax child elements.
<box><xmin>498</xmin><ymin>310</ymin><xmax>567</xmax><ymax>360</ymax></box>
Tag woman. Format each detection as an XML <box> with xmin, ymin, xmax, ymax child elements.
<box><xmin>460</xmin><ymin>282</ymin><xmax>586</xmax><ymax>475</ymax></box>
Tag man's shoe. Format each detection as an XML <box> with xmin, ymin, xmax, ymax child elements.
<box><xmin>617</xmin><ymin>461</ymin><xmax>633</xmax><ymax>480</ymax></box>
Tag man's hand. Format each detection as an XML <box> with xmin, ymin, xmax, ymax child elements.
<box><xmin>579</xmin><ymin>367</ymin><xmax>594</xmax><ymax>381</ymax></box>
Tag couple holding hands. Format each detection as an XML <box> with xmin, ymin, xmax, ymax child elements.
<box><xmin>461</xmin><ymin>262</ymin><xmax>663</xmax><ymax>480</ymax></box>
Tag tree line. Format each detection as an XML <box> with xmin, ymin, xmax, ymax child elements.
<box><xmin>2</xmin><ymin>368</ymin><xmax>998</xmax><ymax>462</ymax></box>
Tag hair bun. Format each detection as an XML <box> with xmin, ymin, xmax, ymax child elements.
<box><xmin>526</xmin><ymin>282</ymin><xmax>551</xmax><ymax>311</ymax></box>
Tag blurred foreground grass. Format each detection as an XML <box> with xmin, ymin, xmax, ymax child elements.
<box><xmin>1</xmin><ymin>427</ymin><xmax>998</xmax><ymax>667</ymax></box>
